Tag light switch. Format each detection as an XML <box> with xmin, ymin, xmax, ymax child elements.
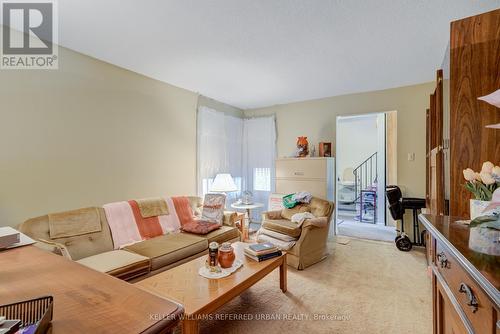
<box><xmin>407</xmin><ymin>153</ymin><xmax>415</xmax><ymax>161</ymax></box>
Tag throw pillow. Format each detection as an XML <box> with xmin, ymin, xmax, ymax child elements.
<box><xmin>201</xmin><ymin>193</ymin><xmax>226</xmax><ymax>224</ymax></box>
<box><xmin>281</xmin><ymin>204</ymin><xmax>311</xmax><ymax>220</ymax></box>
<box><xmin>181</xmin><ymin>219</ymin><xmax>221</xmax><ymax>235</ymax></box>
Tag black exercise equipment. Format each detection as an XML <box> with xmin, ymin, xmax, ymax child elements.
<box><xmin>402</xmin><ymin>197</ymin><xmax>426</xmax><ymax>245</ymax></box>
<box><xmin>386</xmin><ymin>185</ymin><xmax>426</xmax><ymax>251</ymax></box>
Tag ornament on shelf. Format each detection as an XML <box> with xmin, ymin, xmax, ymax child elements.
<box><xmin>296</xmin><ymin>136</ymin><xmax>309</xmax><ymax>157</ymax></box>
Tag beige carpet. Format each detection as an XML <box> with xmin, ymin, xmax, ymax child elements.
<box><xmin>198</xmin><ymin>237</ymin><xmax>432</xmax><ymax>334</ymax></box>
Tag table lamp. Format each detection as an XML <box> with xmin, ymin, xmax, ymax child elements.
<box><xmin>211</xmin><ymin>173</ymin><xmax>238</xmax><ymax>193</ymax></box>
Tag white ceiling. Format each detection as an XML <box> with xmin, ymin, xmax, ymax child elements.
<box><xmin>58</xmin><ymin>0</ymin><xmax>499</xmax><ymax>109</ymax></box>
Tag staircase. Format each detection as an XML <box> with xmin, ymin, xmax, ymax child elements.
<box><xmin>353</xmin><ymin>152</ymin><xmax>378</xmax><ymax>199</ymax></box>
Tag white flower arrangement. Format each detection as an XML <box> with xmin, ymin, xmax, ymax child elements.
<box><xmin>462</xmin><ymin>161</ymin><xmax>500</xmax><ymax>201</ymax></box>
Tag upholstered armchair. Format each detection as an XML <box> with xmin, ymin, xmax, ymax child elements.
<box><xmin>259</xmin><ymin>197</ymin><xmax>334</xmax><ymax>270</ymax></box>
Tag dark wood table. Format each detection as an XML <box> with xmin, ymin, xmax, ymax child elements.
<box><xmin>0</xmin><ymin>246</ymin><xmax>183</xmax><ymax>333</ymax></box>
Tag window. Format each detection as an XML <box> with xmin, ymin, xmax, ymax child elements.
<box><xmin>253</xmin><ymin>168</ymin><xmax>271</xmax><ymax>191</ymax></box>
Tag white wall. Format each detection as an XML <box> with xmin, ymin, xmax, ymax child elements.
<box><xmin>337</xmin><ymin>115</ymin><xmax>378</xmax><ymax>178</ymax></box>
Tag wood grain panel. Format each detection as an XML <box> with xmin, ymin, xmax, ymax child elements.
<box><xmin>449</xmin><ymin>9</ymin><xmax>500</xmax><ymax>218</ymax></box>
<box><xmin>0</xmin><ymin>246</ymin><xmax>183</xmax><ymax>333</ymax></box>
<box><xmin>426</xmin><ymin>108</ymin><xmax>431</xmax><ymax>208</ymax></box>
<box><xmin>427</xmin><ymin>70</ymin><xmax>445</xmax><ymax>216</ymax></box>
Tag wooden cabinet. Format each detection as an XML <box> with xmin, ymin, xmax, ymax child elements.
<box><xmin>449</xmin><ymin>9</ymin><xmax>500</xmax><ymax>217</ymax></box>
<box><xmin>275</xmin><ymin>157</ymin><xmax>334</xmax><ymax>201</ymax></box>
<box><xmin>420</xmin><ymin>215</ymin><xmax>500</xmax><ymax>334</ymax></box>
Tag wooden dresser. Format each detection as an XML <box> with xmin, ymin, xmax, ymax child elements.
<box><xmin>419</xmin><ymin>214</ymin><xmax>499</xmax><ymax>334</ymax></box>
<box><xmin>275</xmin><ymin>157</ymin><xmax>334</xmax><ymax>201</ymax></box>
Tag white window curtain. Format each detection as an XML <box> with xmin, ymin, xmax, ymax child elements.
<box><xmin>242</xmin><ymin>116</ymin><xmax>276</xmax><ymax>221</ymax></box>
<box><xmin>197</xmin><ymin>106</ymin><xmax>243</xmax><ymax>205</ymax></box>
<box><xmin>197</xmin><ymin>107</ymin><xmax>276</xmax><ymax>220</ymax></box>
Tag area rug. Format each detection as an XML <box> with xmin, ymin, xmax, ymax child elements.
<box><xmin>198</xmin><ymin>237</ymin><xmax>431</xmax><ymax>334</ymax></box>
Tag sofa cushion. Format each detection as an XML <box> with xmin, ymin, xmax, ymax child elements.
<box><xmin>124</xmin><ymin>233</ymin><xmax>208</xmax><ymax>270</ymax></box>
<box><xmin>198</xmin><ymin>225</ymin><xmax>240</xmax><ymax>244</ymax></box>
<box><xmin>262</xmin><ymin>219</ymin><xmax>302</xmax><ymax>238</ymax></box>
<box><xmin>281</xmin><ymin>204</ymin><xmax>310</xmax><ymax>220</ymax></box>
<box><xmin>77</xmin><ymin>250</ymin><xmax>150</xmax><ymax>281</ymax></box>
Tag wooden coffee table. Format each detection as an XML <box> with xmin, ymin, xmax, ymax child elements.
<box><xmin>135</xmin><ymin>242</ymin><xmax>287</xmax><ymax>334</ymax></box>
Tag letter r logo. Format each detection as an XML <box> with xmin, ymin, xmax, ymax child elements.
<box><xmin>2</xmin><ymin>2</ymin><xmax>53</xmax><ymax>54</ymax></box>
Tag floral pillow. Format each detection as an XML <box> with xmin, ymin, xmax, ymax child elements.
<box><xmin>201</xmin><ymin>193</ymin><xmax>226</xmax><ymax>224</ymax></box>
<box><xmin>181</xmin><ymin>219</ymin><xmax>221</xmax><ymax>235</ymax></box>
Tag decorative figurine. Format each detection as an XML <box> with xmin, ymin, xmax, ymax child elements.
<box><xmin>296</xmin><ymin>136</ymin><xmax>309</xmax><ymax>157</ymax></box>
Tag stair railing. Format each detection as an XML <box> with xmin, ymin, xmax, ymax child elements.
<box><xmin>353</xmin><ymin>152</ymin><xmax>378</xmax><ymax>202</ymax></box>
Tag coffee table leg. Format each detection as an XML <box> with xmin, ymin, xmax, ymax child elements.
<box><xmin>280</xmin><ymin>255</ymin><xmax>287</xmax><ymax>293</ymax></box>
<box><xmin>182</xmin><ymin>319</ymin><xmax>199</xmax><ymax>334</ymax></box>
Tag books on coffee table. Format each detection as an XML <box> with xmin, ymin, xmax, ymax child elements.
<box><xmin>244</xmin><ymin>242</ymin><xmax>282</xmax><ymax>262</ymax></box>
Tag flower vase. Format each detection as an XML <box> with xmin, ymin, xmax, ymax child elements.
<box><xmin>468</xmin><ymin>227</ymin><xmax>500</xmax><ymax>256</ymax></box>
<box><xmin>470</xmin><ymin>199</ymin><xmax>491</xmax><ymax>220</ymax></box>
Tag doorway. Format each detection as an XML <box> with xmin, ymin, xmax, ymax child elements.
<box><xmin>335</xmin><ymin>112</ymin><xmax>397</xmax><ymax>242</ymax></box>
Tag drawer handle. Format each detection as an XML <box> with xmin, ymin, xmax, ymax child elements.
<box><xmin>436</xmin><ymin>252</ymin><xmax>449</xmax><ymax>269</ymax></box>
<box><xmin>294</xmin><ymin>171</ymin><xmax>304</xmax><ymax>176</ymax></box>
<box><xmin>459</xmin><ymin>283</ymin><xmax>479</xmax><ymax>313</ymax></box>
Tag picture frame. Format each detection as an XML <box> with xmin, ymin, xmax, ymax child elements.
<box><xmin>319</xmin><ymin>142</ymin><xmax>332</xmax><ymax>157</ymax></box>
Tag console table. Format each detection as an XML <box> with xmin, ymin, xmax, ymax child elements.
<box><xmin>419</xmin><ymin>214</ymin><xmax>499</xmax><ymax>334</ymax></box>
<box><xmin>0</xmin><ymin>246</ymin><xmax>183</xmax><ymax>333</ymax></box>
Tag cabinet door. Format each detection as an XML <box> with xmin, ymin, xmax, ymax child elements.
<box><xmin>436</xmin><ymin>277</ymin><xmax>468</xmax><ymax>334</ymax></box>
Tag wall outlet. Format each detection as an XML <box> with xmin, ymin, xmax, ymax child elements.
<box><xmin>407</xmin><ymin>153</ymin><xmax>415</xmax><ymax>161</ymax></box>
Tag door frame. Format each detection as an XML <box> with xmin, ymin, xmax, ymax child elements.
<box><xmin>333</xmin><ymin>111</ymin><xmax>397</xmax><ymax>234</ymax></box>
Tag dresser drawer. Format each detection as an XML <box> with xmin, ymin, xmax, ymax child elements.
<box><xmin>435</xmin><ymin>241</ymin><xmax>497</xmax><ymax>334</ymax></box>
<box><xmin>276</xmin><ymin>179</ymin><xmax>326</xmax><ymax>199</ymax></box>
<box><xmin>435</xmin><ymin>276</ymin><xmax>469</xmax><ymax>334</ymax></box>
<box><xmin>276</xmin><ymin>159</ymin><xmax>326</xmax><ymax>179</ymax></box>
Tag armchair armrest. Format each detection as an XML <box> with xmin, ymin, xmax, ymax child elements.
<box><xmin>301</xmin><ymin>217</ymin><xmax>329</xmax><ymax>229</ymax></box>
<box><xmin>37</xmin><ymin>238</ymin><xmax>73</xmax><ymax>260</ymax></box>
<box><xmin>222</xmin><ymin>211</ymin><xmax>238</xmax><ymax>226</ymax></box>
<box><xmin>262</xmin><ymin>210</ymin><xmax>283</xmax><ymax>221</ymax></box>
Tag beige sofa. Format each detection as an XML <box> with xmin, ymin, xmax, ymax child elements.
<box><xmin>18</xmin><ymin>197</ymin><xmax>240</xmax><ymax>281</ymax></box>
<box><xmin>260</xmin><ymin>197</ymin><xmax>334</xmax><ymax>270</ymax></box>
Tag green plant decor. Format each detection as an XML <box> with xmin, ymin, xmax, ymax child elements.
<box><xmin>464</xmin><ymin>182</ymin><xmax>498</xmax><ymax>201</ymax></box>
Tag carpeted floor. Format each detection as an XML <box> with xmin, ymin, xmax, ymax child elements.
<box><xmin>338</xmin><ymin>219</ymin><xmax>397</xmax><ymax>242</ymax></box>
<box><xmin>198</xmin><ymin>237</ymin><xmax>431</xmax><ymax>334</ymax></box>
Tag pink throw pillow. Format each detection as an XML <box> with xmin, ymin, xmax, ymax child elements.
<box><xmin>181</xmin><ymin>219</ymin><xmax>221</xmax><ymax>235</ymax></box>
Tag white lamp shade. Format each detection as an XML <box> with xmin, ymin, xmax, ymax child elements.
<box><xmin>211</xmin><ymin>173</ymin><xmax>238</xmax><ymax>192</ymax></box>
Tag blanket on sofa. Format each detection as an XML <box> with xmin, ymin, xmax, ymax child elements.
<box><xmin>171</xmin><ymin>196</ymin><xmax>196</xmax><ymax>226</ymax></box>
<box><xmin>103</xmin><ymin>197</ymin><xmax>183</xmax><ymax>249</ymax></box>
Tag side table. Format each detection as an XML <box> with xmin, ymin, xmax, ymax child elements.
<box><xmin>230</xmin><ymin>202</ymin><xmax>264</xmax><ymax>239</ymax></box>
